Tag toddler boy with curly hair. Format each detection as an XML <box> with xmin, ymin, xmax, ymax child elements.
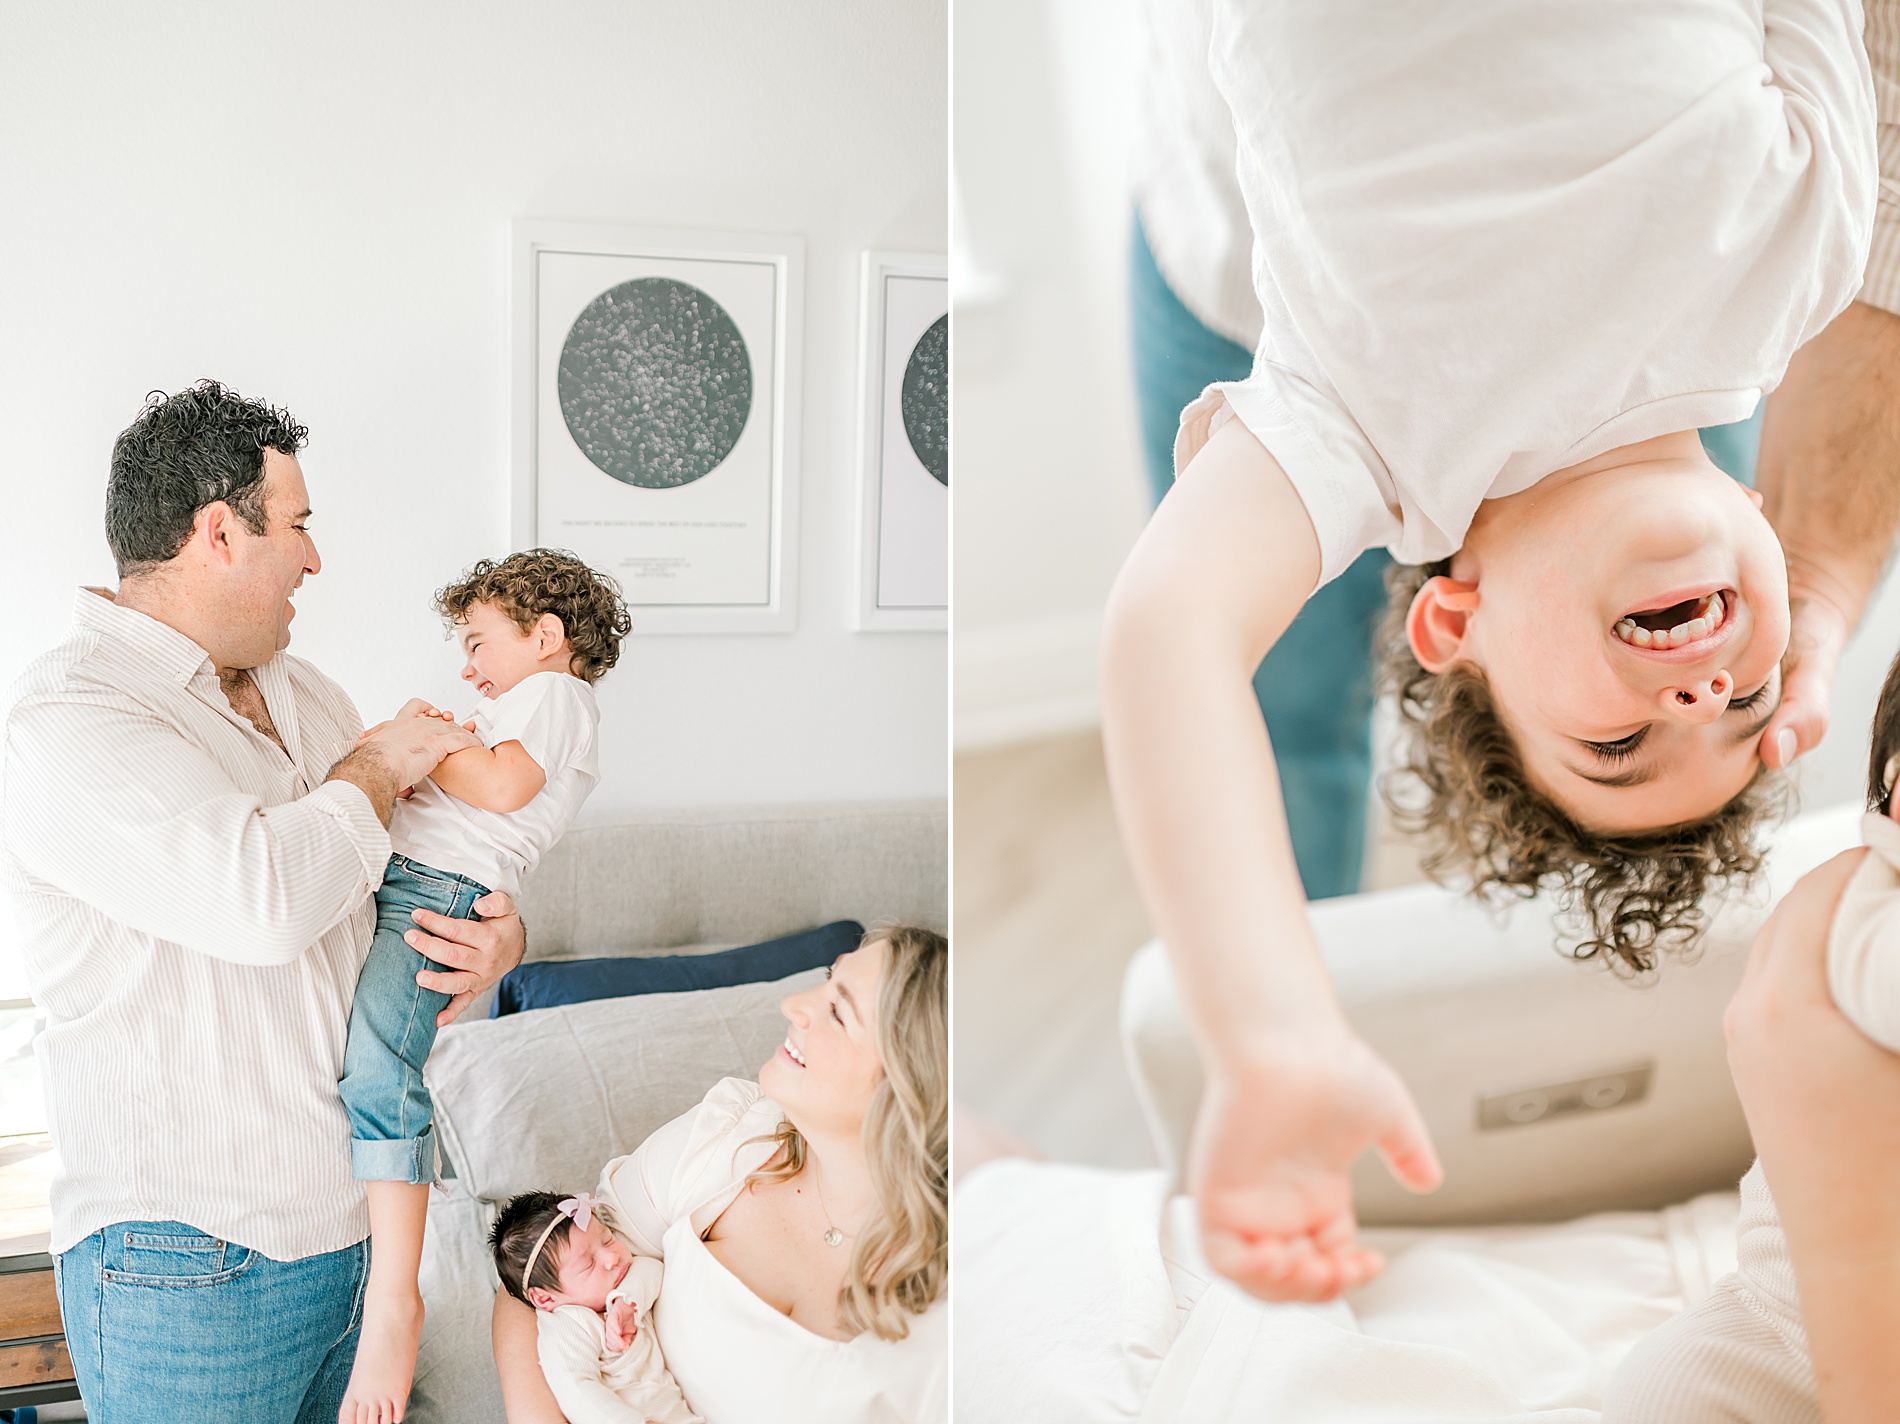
<box><xmin>1100</xmin><ymin>0</ymin><xmax>1882</xmax><ymax>1303</ymax></box>
<box><xmin>338</xmin><ymin>549</ymin><xmax>631</xmax><ymax>1424</ymax></box>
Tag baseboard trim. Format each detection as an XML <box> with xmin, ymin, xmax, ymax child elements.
<box><xmin>955</xmin><ymin>611</ymin><xmax>1102</xmax><ymax>751</ymax></box>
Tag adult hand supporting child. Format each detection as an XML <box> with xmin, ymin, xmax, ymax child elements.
<box><xmin>1102</xmin><ymin>418</ymin><xmax>1442</xmax><ymax>1303</ymax></box>
<box><xmin>1756</xmin><ymin>302</ymin><xmax>1900</xmax><ymax>770</ymax></box>
<box><xmin>409</xmin><ymin>890</ymin><xmax>526</xmax><ymax>1027</ymax></box>
<box><xmin>1726</xmin><ymin>849</ymin><xmax>1900</xmax><ymax>1420</ymax></box>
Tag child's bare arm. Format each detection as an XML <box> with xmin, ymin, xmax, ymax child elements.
<box><xmin>1101</xmin><ymin>416</ymin><xmax>1439</xmax><ymax>1303</ymax></box>
<box><xmin>429</xmin><ymin>739</ymin><xmax>548</xmax><ymax>814</ymax></box>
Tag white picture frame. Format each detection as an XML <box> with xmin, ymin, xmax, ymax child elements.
<box><xmin>853</xmin><ymin>250</ymin><xmax>948</xmax><ymax>631</ymax></box>
<box><xmin>511</xmin><ymin>220</ymin><xmax>803</xmax><ymax>634</ymax></box>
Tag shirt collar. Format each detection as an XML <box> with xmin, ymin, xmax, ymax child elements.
<box><xmin>73</xmin><ymin>586</ymin><xmax>216</xmax><ymax>685</ymax></box>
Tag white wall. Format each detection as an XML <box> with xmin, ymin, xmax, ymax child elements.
<box><xmin>0</xmin><ymin>0</ymin><xmax>947</xmax><ymax>812</ymax></box>
<box><xmin>953</xmin><ymin>0</ymin><xmax>1149</xmax><ymax>748</ymax></box>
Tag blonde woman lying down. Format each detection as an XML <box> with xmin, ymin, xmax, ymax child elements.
<box><xmin>490</xmin><ymin>927</ymin><xmax>947</xmax><ymax>1424</ymax></box>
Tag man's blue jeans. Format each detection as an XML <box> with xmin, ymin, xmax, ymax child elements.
<box><xmin>339</xmin><ymin>854</ymin><xmax>488</xmax><ymax>1184</ymax></box>
<box><xmin>56</xmin><ymin>1222</ymin><xmax>367</xmax><ymax>1420</ymax></box>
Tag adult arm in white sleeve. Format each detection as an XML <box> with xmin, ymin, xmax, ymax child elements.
<box><xmin>609</xmin><ymin>1256</ymin><xmax>664</xmax><ymax>1317</ymax></box>
<box><xmin>598</xmin><ymin>1148</ymin><xmax>670</xmax><ymax>1260</ymax></box>
<box><xmin>599</xmin><ymin>1079</ymin><xmax>775</xmax><ymax>1259</ymax></box>
<box><xmin>1</xmin><ymin>692</ymin><xmax>388</xmax><ymax>965</ymax></box>
<box><xmin>1825</xmin><ymin>852</ymin><xmax>1900</xmax><ymax>1050</ymax></box>
<box><xmin>1100</xmin><ymin>419</ymin><xmax>1440</xmax><ymax>1303</ymax></box>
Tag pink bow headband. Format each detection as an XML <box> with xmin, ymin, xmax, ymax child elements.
<box><xmin>521</xmin><ymin>1193</ymin><xmax>605</xmax><ymax>1296</ymax></box>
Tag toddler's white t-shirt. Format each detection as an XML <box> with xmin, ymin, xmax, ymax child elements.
<box><xmin>388</xmin><ymin>671</ymin><xmax>599</xmax><ymax>897</ymax></box>
<box><xmin>1177</xmin><ymin>0</ymin><xmax>1879</xmax><ymax>586</ymax></box>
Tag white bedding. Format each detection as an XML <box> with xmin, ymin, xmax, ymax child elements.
<box><xmin>953</xmin><ymin>1158</ymin><xmax>1740</xmax><ymax>1423</ymax></box>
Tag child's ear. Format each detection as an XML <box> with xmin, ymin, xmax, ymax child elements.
<box><xmin>1407</xmin><ymin>577</ymin><xmax>1480</xmax><ymax>673</ymax></box>
<box><xmin>534</xmin><ymin>613</ymin><xmax>566</xmax><ymax>653</ymax></box>
<box><xmin>526</xmin><ymin>1286</ymin><xmax>554</xmax><ymax>1311</ymax></box>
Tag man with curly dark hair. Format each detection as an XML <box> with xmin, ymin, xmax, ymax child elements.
<box><xmin>2</xmin><ymin>380</ymin><xmax>529</xmax><ymax>1422</ymax></box>
<box><xmin>336</xmin><ymin>547</ymin><xmax>629</xmax><ymax>1422</ymax></box>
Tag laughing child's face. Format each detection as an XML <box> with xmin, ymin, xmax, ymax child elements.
<box><xmin>532</xmin><ymin>1216</ymin><xmax>632</xmax><ymax>1313</ymax></box>
<box><xmin>1408</xmin><ymin>431</ymin><xmax>1790</xmax><ymax>835</ymax></box>
<box><xmin>454</xmin><ymin>601</ymin><xmax>569</xmax><ymax>699</ymax></box>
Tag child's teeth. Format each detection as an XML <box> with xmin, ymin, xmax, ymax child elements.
<box><xmin>1670</xmin><ymin>622</ymin><xmax>1692</xmax><ymax>643</ymax></box>
<box><xmin>1708</xmin><ymin>593</ymin><xmax>1724</xmax><ymax>625</ymax></box>
<box><xmin>1633</xmin><ymin>627</ymin><xmax>1651</xmax><ymax>646</ymax></box>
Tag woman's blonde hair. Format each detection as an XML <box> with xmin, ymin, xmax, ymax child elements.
<box><xmin>749</xmin><ymin>923</ymin><xmax>948</xmax><ymax>1339</ymax></box>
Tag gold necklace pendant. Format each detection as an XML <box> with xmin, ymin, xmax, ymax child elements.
<box><xmin>813</xmin><ymin>1160</ymin><xmax>849</xmax><ymax>1247</ymax></box>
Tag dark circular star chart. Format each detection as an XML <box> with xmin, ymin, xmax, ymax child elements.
<box><xmin>901</xmin><ymin>313</ymin><xmax>948</xmax><ymax>486</ymax></box>
<box><xmin>557</xmin><ymin>277</ymin><xmax>754</xmax><ymax>489</ymax></box>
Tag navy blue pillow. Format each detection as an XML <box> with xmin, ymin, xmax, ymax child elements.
<box><xmin>491</xmin><ymin>920</ymin><xmax>866</xmax><ymax>1017</ymax></box>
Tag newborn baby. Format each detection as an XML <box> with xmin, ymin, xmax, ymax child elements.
<box><xmin>492</xmin><ymin>1191</ymin><xmax>701</xmax><ymax>1424</ymax></box>
<box><xmin>1605</xmin><ymin>646</ymin><xmax>1900</xmax><ymax>1421</ymax></box>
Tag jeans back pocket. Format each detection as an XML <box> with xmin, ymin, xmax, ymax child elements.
<box><xmin>102</xmin><ymin>1226</ymin><xmax>255</xmax><ymax>1287</ymax></box>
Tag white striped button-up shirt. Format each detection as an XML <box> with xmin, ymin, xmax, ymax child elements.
<box><xmin>0</xmin><ymin>589</ymin><xmax>391</xmax><ymax>1259</ymax></box>
<box><xmin>1867</xmin><ymin>0</ymin><xmax>1900</xmax><ymax>315</ymax></box>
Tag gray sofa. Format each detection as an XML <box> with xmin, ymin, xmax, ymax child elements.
<box><xmin>408</xmin><ymin>801</ymin><xmax>946</xmax><ymax>1424</ymax></box>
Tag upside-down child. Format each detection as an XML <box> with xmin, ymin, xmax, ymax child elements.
<box><xmin>338</xmin><ymin>549</ymin><xmax>631</xmax><ymax>1424</ymax></box>
<box><xmin>1100</xmin><ymin>0</ymin><xmax>1886</xmax><ymax>1300</ymax></box>
<box><xmin>490</xmin><ymin>1191</ymin><xmax>701</xmax><ymax>1424</ymax></box>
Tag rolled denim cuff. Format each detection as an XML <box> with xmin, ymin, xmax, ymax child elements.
<box><xmin>350</xmin><ymin>1125</ymin><xmax>436</xmax><ymax>1185</ymax></box>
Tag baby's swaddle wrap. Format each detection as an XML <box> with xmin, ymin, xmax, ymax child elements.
<box><xmin>536</xmin><ymin>1252</ymin><xmax>702</xmax><ymax>1424</ymax></box>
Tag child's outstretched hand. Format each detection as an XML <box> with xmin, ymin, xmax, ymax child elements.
<box><xmin>603</xmin><ymin>1297</ymin><xmax>640</xmax><ymax>1353</ymax></box>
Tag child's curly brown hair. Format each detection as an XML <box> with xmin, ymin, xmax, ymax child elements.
<box><xmin>1376</xmin><ymin>560</ymin><xmax>1788</xmax><ymax>973</ymax></box>
<box><xmin>435</xmin><ymin>549</ymin><xmax>632</xmax><ymax>684</ymax></box>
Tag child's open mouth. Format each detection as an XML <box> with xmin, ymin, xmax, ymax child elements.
<box><xmin>1613</xmin><ymin>589</ymin><xmax>1731</xmax><ymax>650</ymax></box>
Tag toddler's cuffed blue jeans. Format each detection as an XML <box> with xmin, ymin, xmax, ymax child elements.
<box><xmin>56</xmin><ymin>1223</ymin><xmax>368</xmax><ymax>1420</ymax></box>
<box><xmin>339</xmin><ymin>853</ymin><xmax>489</xmax><ymax>1184</ymax></box>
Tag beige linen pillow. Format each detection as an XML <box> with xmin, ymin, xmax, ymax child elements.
<box><xmin>425</xmin><ymin>967</ymin><xmax>823</xmax><ymax>1202</ymax></box>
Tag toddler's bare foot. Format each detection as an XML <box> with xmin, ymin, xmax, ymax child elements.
<box><xmin>338</xmin><ymin>1286</ymin><xmax>424</xmax><ymax>1424</ymax></box>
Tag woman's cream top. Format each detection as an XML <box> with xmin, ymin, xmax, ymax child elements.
<box><xmin>596</xmin><ymin>1078</ymin><xmax>948</xmax><ymax>1424</ymax></box>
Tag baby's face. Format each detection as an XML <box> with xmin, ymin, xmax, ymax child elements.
<box><xmin>1426</xmin><ymin>433</ymin><xmax>1789</xmax><ymax>834</ymax></box>
<box><xmin>542</xmin><ymin>1217</ymin><xmax>632</xmax><ymax>1312</ymax></box>
<box><xmin>454</xmin><ymin>602</ymin><xmax>551</xmax><ymax>699</ymax></box>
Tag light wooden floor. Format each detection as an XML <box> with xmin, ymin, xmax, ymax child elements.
<box><xmin>954</xmin><ymin>727</ymin><xmax>1427</xmax><ymax>1168</ymax></box>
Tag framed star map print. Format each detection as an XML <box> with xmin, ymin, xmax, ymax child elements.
<box><xmin>512</xmin><ymin>221</ymin><xmax>803</xmax><ymax>633</ymax></box>
<box><xmin>853</xmin><ymin>251</ymin><xmax>948</xmax><ymax>631</ymax></box>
